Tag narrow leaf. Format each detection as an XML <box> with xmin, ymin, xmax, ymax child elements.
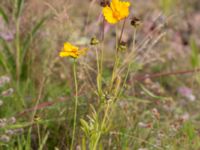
<box><xmin>0</xmin><ymin>7</ymin><xmax>8</xmax><ymax>23</ymax></box>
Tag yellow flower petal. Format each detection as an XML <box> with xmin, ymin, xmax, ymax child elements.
<box><xmin>59</xmin><ymin>42</ymin><xmax>88</xmax><ymax>58</ymax></box>
<box><xmin>103</xmin><ymin>6</ymin><xmax>118</xmax><ymax>24</ymax></box>
<box><xmin>63</xmin><ymin>42</ymin><xmax>78</xmax><ymax>52</ymax></box>
<box><xmin>119</xmin><ymin>1</ymin><xmax>130</xmax><ymax>17</ymax></box>
<box><xmin>111</xmin><ymin>0</ymin><xmax>119</xmax><ymax>11</ymax></box>
<box><xmin>102</xmin><ymin>0</ymin><xmax>130</xmax><ymax>24</ymax></box>
<box><xmin>60</xmin><ymin>51</ymin><xmax>78</xmax><ymax>58</ymax></box>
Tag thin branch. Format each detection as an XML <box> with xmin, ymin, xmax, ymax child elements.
<box><xmin>134</xmin><ymin>68</ymin><xmax>200</xmax><ymax>81</ymax></box>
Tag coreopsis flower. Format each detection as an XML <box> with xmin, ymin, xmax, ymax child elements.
<box><xmin>59</xmin><ymin>42</ymin><xmax>87</xmax><ymax>58</ymax></box>
<box><xmin>102</xmin><ymin>0</ymin><xmax>130</xmax><ymax>24</ymax></box>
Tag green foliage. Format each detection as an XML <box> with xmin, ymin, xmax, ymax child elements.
<box><xmin>0</xmin><ymin>0</ymin><xmax>200</xmax><ymax>149</ymax></box>
<box><xmin>181</xmin><ymin>121</ymin><xmax>196</xmax><ymax>142</ymax></box>
<box><xmin>14</xmin><ymin>0</ymin><xmax>24</xmax><ymax>19</ymax></box>
<box><xmin>0</xmin><ymin>7</ymin><xmax>8</xmax><ymax>23</ymax></box>
<box><xmin>190</xmin><ymin>38</ymin><xmax>200</xmax><ymax>84</ymax></box>
<box><xmin>0</xmin><ymin>1</ymin><xmax>47</xmax><ymax>81</ymax></box>
<box><xmin>190</xmin><ymin>38</ymin><xmax>200</xmax><ymax>68</ymax></box>
<box><xmin>160</xmin><ymin>0</ymin><xmax>176</xmax><ymax>14</ymax></box>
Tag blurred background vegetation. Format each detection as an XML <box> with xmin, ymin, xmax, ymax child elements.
<box><xmin>0</xmin><ymin>0</ymin><xmax>200</xmax><ymax>149</ymax></box>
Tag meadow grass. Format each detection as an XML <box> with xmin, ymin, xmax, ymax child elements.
<box><xmin>0</xmin><ymin>0</ymin><xmax>200</xmax><ymax>149</ymax></box>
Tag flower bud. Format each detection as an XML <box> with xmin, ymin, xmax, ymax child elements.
<box><xmin>130</xmin><ymin>17</ymin><xmax>141</xmax><ymax>27</ymax></box>
<box><xmin>90</xmin><ymin>37</ymin><xmax>99</xmax><ymax>45</ymax></box>
<box><xmin>100</xmin><ymin>0</ymin><xmax>110</xmax><ymax>7</ymax></box>
<box><xmin>118</xmin><ymin>41</ymin><xmax>127</xmax><ymax>51</ymax></box>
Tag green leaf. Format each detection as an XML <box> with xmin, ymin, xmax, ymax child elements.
<box><xmin>190</xmin><ymin>38</ymin><xmax>200</xmax><ymax>68</ymax></box>
<box><xmin>21</xmin><ymin>16</ymin><xmax>48</xmax><ymax>64</ymax></box>
<box><xmin>182</xmin><ymin>121</ymin><xmax>196</xmax><ymax>142</ymax></box>
<box><xmin>160</xmin><ymin>0</ymin><xmax>175</xmax><ymax>14</ymax></box>
<box><xmin>140</xmin><ymin>84</ymin><xmax>167</xmax><ymax>100</ymax></box>
<box><xmin>39</xmin><ymin>132</ymin><xmax>49</xmax><ymax>150</ymax></box>
<box><xmin>0</xmin><ymin>7</ymin><xmax>8</xmax><ymax>23</ymax></box>
<box><xmin>15</xmin><ymin>0</ymin><xmax>24</xmax><ymax>19</ymax></box>
<box><xmin>0</xmin><ymin>38</ymin><xmax>15</xmax><ymax>74</ymax></box>
<box><xmin>0</xmin><ymin>51</ymin><xmax>9</xmax><ymax>72</ymax></box>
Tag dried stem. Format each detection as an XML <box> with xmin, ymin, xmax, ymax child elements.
<box><xmin>134</xmin><ymin>68</ymin><xmax>200</xmax><ymax>81</ymax></box>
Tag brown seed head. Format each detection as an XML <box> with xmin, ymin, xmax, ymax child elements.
<box><xmin>131</xmin><ymin>17</ymin><xmax>141</xmax><ymax>27</ymax></box>
<box><xmin>90</xmin><ymin>37</ymin><xmax>99</xmax><ymax>45</ymax></box>
<box><xmin>100</xmin><ymin>0</ymin><xmax>110</xmax><ymax>7</ymax></box>
<box><xmin>118</xmin><ymin>41</ymin><xmax>127</xmax><ymax>51</ymax></box>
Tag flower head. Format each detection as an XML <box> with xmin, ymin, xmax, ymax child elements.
<box><xmin>59</xmin><ymin>42</ymin><xmax>87</xmax><ymax>58</ymax></box>
<box><xmin>102</xmin><ymin>0</ymin><xmax>130</xmax><ymax>24</ymax></box>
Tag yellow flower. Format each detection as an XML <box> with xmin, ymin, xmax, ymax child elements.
<box><xmin>59</xmin><ymin>42</ymin><xmax>87</xmax><ymax>58</ymax></box>
<box><xmin>102</xmin><ymin>0</ymin><xmax>130</xmax><ymax>24</ymax></box>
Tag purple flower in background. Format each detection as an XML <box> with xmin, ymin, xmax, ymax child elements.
<box><xmin>0</xmin><ymin>17</ymin><xmax>14</xmax><ymax>42</ymax></box>
<box><xmin>0</xmin><ymin>32</ymin><xmax>14</xmax><ymax>42</ymax></box>
<box><xmin>177</xmin><ymin>86</ymin><xmax>196</xmax><ymax>101</ymax></box>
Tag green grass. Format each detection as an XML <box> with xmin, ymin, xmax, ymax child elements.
<box><xmin>0</xmin><ymin>0</ymin><xmax>200</xmax><ymax>149</ymax></box>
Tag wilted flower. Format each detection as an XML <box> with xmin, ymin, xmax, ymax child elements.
<box><xmin>151</xmin><ymin>108</ymin><xmax>160</xmax><ymax>120</ymax></box>
<box><xmin>0</xmin><ymin>76</ymin><xmax>10</xmax><ymax>87</ymax></box>
<box><xmin>130</xmin><ymin>16</ymin><xmax>141</xmax><ymax>27</ymax></box>
<box><xmin>100</xmin><ymin>0</ymin><xmax>110</xmax><ymax>7</ymax></box>
<box><xmin>5</xmin><ymin>130</ymin><xmax>14</xmax><ymax>136</ymax></box>
<box><xmin>7</xmin><ymin>117</ymin><xmax>16</xmax><ymax>124</ymax></box>
<box><xmin>138</xmin><ymin>122</ymin><xmax>152</xmax><ymax>128</ymax></box>
<box><xmin>118</xmin><ymin>41</ymin><xmax>127</xmax><ymax>51</ymax></box>
<box><xmin>0</xmin><ymin>120</ymin><xmax>6</xmax><ymax>128</ymax></box>
<box><xmin>0</xmin><ymin>32</ymin><xmax>14</xmax><ymax>42</ymax></box>
<box><xmin>59</xmin><ymin>42</ymin><xmax>88</xmax><ymax>58</ymax></box>
<box><xmin>0</xmin><ymin>135</ymin><xmax>10</xmax><ymax>143</ymax></box>
<box><xmin>90</xmin><ymin>37</ymin><xmax>99</xmax><ymax>45</ymax></box>
<box><xmin>1</xmin><ymin>88</ymin><xmax>14</xmax><ymax>97</ymax></box>
<box><xmin>177</xmin><ymin>87</ymin><xmax>195</xmax><ymax>101</ymax></box>
<box><xmin>102</xmin><ymin>0</ymin><xmax>130</xmax><ymax>24</ymax></box>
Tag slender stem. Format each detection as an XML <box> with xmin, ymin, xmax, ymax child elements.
<box><xmin>110</xmin><ymin>19</ymin><xmax>127</xmax><ymax>90</ymax></box>
<box><xmin>15</xmin><ymin>18</ymin><xmax>27</xmax><ymax>107</ymax></box>
<box><xmin>134</xmin><ymin>68</ymin><xmax>200</xmax><ymax>81</ymax></box>
<box><xmin>92</xmin><ymin>102</ymin><xmax>111</xmax><ymax>150</ymax></box>
<box><xmin>37</xmin><ymin>123</ymin><xmax>41</xmax><ymax>146</ymax></box>
<box><xmin>101</xmin><ymin>102</ymin><xmax>110</xmax><ymax>129</ymax></box>
<box><xmin>97</xmin><ymin>18</ymin><xmax>105</xmax><ymax>102</ymax></box>
<box><xmin>96</xmin><ymin>47</ymin><xmax>102</xmax><ymax>103</ymax></box>
<box><xmin>15</xmin><ymin>18</ymin><xmax>20</xmax><ymax>83</ymax></box>
<box><xmin>119</xmin><ymin>29</ymin><xmax>137</xmax><ymax>96</ymax></box>
<box><xmin>92</xmin><ymin>133</ymin><xmax>101</xmax><ymax>150</ymax></box>
<box><xmin>70</xmin><ymin>59</ymin><xmax>78</xmax><ymax>150</ymax></box>
<box><xmin>118</xmin><ymin>18</ymin><xmax>126</xmax><ymax>45</ymax></box>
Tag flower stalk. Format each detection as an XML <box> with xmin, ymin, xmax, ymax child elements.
<box><xmin>70</xmin><ymin>59</ymin><xmax>78</xmax><ymax>150</ymax></box>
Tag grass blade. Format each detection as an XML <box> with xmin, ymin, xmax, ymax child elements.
<box><xmin>15</xmin><ymin>0</ymin><xmax>25</xmax><ymax>19</ymax></box>
<box><xmin>38</xmin><ymin>131</ymin><xmax>49</xmax><ymax>150</ymax></box>
<box><xmin>21</xmin><ymin>16</ymin><xmax>48</xmax><ymax>64</ymax></box>
<box><xmin>0</xmin><ymin>7</ymin><xmax>8</xmax><ymax>23</ymax></box>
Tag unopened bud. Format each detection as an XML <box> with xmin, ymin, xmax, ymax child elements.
<box><xmin>131</xmin><ymin>17</ymin><xmax>141</xmax><ymax>27</ymax></box>
<box><xmin>100</xmin><ymin>0</ymin><xmax>110</xmax><ymax>7</ymax></box>
<box><xmin>118</xmin><ymin>41</ymin><xmax>127</xmax><ymax>51</ymax></box>
<box><xmin>90</xmin><ymin>37</ymin><xmax>99</xmax><ymax>45</ymax></box>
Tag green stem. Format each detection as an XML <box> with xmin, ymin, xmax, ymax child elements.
<box><xmin>97</xmin><ymin>18</ymin><xmax>105</xmax><ymax>103</ymax></box>
<box><xmin>119</xmin><ymin>29</ymin><xmax>137</xmax><ymax>97</ymax></box>
<box><xmin>118</xmin><ymin>18</ymin><xmax>126</xmax><ymax>45</ymax></box>
<box><xmin>96</xmin><ymin>47</ymin><xmax>102</xmax><ymax>103</ymax></box>
<box><xmin>70</xmin><ymin>59</ymin><xmax>78</xmax><ymax>150</ymax></box>
<box><xmin>15</xmin><ymin>18</ymin><xmax>20</xmax><ymax>83</ymax></box>
<box><xmin>92</xmin><ymin>133</ymin><xmax>101</xmax><ymax>150</ymax></box>
<box><xmin>92</xmin><ymin>102</ymin><xmax>111</xmax><ymax>150</ymax></box>
<box><xmin>110</xmin><ymin>19</ymin><xmax>126</xmax><ymax>91</ymax></box>
<box><xmin>15</xmin><ymin>17</ymin><xmax>26</xmax><ymax>107</ymax></box>
<box><xmin>37</xmin><ymin>123</ymin><xmax>41</xmax><ymax>146</ymax></box>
